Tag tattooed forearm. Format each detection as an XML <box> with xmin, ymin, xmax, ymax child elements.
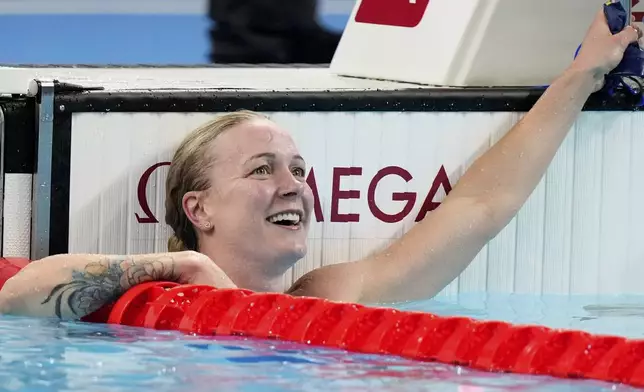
<box><xmin>40</xmin><ymin>256</ymin><xmax>183</xmax><ymax>319</ymax></box>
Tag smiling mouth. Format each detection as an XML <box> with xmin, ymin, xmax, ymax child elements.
<box><xmin>266</xmin><ymin>211</ymin><xmax>302</xmax><ymax>227</ymax></box>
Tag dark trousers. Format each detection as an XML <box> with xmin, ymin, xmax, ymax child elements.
<box><xmin>209</xmin><ymin>0</ymin><xmax>341</xmax><ymax>64</ymax></box>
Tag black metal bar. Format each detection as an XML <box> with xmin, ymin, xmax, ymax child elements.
<box><xmin>49</xmin><ymin>112</ymin><xmax>71</xmax><ymax>256</ymax></box>
<box><xmin>53</xmin><ymin>88</ymin><xmax>642</xmax><ymax>114</ymax></box>
<box><xmin>0</xmin><ymin>99</ymin><xmax>36</xmax><ymax>174</ymax></box>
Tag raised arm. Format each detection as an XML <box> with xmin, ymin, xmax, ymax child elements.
<box><xmin>288</xmin><ymin>9</ymin><xmax>642</xmax><ymax>304</ymax></box>
<box><xmin>0</xmin><ymin>251</ymin><xmax>236</xmax><ymax>320</ymax></box>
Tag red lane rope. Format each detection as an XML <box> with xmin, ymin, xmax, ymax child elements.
<box><xmin>1</xmin><ymin>258</ymin><xmax>642</xmax><ymax>386</ymax></box>
<box><xmin>104</xmin><ymin>281</ymin><xmax>644</xmax><ymax>387</ymax></box>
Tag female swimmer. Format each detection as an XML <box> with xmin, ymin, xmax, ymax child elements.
<box><xmin>0</xmin><ymin>7</ymin><xmax>641</xmax><ymax>320</ymax></box>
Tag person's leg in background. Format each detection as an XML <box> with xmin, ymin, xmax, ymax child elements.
<box><xmin>209</xmin><ymin>0</ymin><xmax>341</xmax><ymax>64</ymax></box>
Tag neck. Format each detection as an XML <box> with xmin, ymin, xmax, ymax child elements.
<box><xmin>199</xmin><ymin>243</ymin><xmax>288</xmax><ymax>293</ymax></box>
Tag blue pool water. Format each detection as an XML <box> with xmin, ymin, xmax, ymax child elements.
<box><xmin>0</xmin><ymin>14</ymin><xmax>350</xmax><ymax>64</ymax></box>
<box><xmin>1</xmin><ymin>293</ymin><xmax>643</xmax><ymax>391</ymax></box>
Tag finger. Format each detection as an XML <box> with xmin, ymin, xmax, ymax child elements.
<box><xmin>635</xmin><ymin>24</ymin><xmax>644</xmax><ymax>39</ymax></box>
<box><xmin>616</xmin><ymin>24</ymin><xmax>641</xmax><ymax>48</ymax></box>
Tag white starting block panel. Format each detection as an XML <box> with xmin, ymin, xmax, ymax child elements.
<box><xmin>331</xmin><ymin>0</ymin><xmax>607</xmax><ymax>87</ymax></box>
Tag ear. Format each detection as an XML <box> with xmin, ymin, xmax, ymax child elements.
<box><xmin>182</xmin><ymin>190</ymin><xmax>214</xmax><ymax>233</ymax></box>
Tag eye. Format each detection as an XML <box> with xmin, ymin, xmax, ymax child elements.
<box><xmin>252</xmin><ymin>165</ymin><xmax>271</xmax><ymax>176</ymax></box>
<box><xmin>291</xmin><ymin>167</ymin><xmax>306</xmax><ymax>178</ymax></box>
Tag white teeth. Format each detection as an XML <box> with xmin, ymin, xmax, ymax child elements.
<box><xmin>268</xmin><ymin>212</ymin><xmax>301</xmax><ymax>224</ymax></box>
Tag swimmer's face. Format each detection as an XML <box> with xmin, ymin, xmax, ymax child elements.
<box><xmin>202</xmin><ymin>119</ymin><xmax>313</xmax><ymax>269</ymax></box>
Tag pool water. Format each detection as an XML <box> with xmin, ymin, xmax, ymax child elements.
<box><xmin>1</xmin><ymin>293</ymin><xmax>643</xmax><ymax>391</ymax></box>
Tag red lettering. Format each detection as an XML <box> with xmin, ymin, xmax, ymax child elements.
<box><xmin>368</xmin><ymin>166</ymin><xmax>416</xmax><ymax>223</ymax></box>
<box><xmin>305</xmin><ymin>168</ymin><xmax>324</xmax><ymax>222</ymax></box>
<box><xmin>136</xmin><ymin>161</ymin><xmax>171</xmax><ymax>223</ymax></box>
<box><xmin>331</xmin><ymin>167</ymin><xmax>362</xmax><ymax>222</ymax></box>
<box><xmin>135</xmin><ymin>162</ymin><xmax>455</xmax><ymax>225</ymax></box>
<box><xmin>415</xmin><ymin>165</ymin><xmax>453</xmax><ymax>222</ymax></box>
<box><xmin>634</xmin><ymin>0</ymin><xmax>644</xmax><ymax>24</ymax></box>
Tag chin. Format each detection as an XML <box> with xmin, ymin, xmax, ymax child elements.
<box><xmin>274</xmin><ymin>243</ymin><xmax>307</xmax><ymax>266</ymax></box>
<box><xmin>286</xmin><ymin>243</ymin><xmax>307</xmax><ymax>260</ymax></box>
<box><xmin>260</xmin><ymin>224</ymin><xmax>308</xmax><ymax>265</ymax></box>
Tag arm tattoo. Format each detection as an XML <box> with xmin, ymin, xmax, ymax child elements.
<box><xmin>41</xmin><ymin>256</ymin><xmax>183</xmax><ymax>319</ymax></box>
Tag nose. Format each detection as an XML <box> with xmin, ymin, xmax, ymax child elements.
<box><xmin>276</xmin><ymin>169</ymin><xmax>304</xmax><ymax>199</ymax></box>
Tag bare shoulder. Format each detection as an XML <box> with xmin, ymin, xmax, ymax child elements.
<box><xmin>285</xmin><ymin>261</ymin><xmax>365</xmax><ymax>303</ymax></box>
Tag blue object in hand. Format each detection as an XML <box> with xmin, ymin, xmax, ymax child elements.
<box><xmin>601</xmin><ymin>1</ymin><xmax>644</xmax><ymax>105</ymax></box>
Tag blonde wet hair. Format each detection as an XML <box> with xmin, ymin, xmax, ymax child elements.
<box><xmin>165</xmin><ymin>110</ymin><xmax>269</xmax><ymax>252</ymax></box>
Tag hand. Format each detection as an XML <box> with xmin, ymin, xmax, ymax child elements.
<box><xmin>571</xmin><ymin>7</ymin><xmax>642</xmax><ymax>91</ymax></box>
<box><xmin>175</xmin><ymin>251</ymin><xmax>237</xmax><ymax>289</ymax></box>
